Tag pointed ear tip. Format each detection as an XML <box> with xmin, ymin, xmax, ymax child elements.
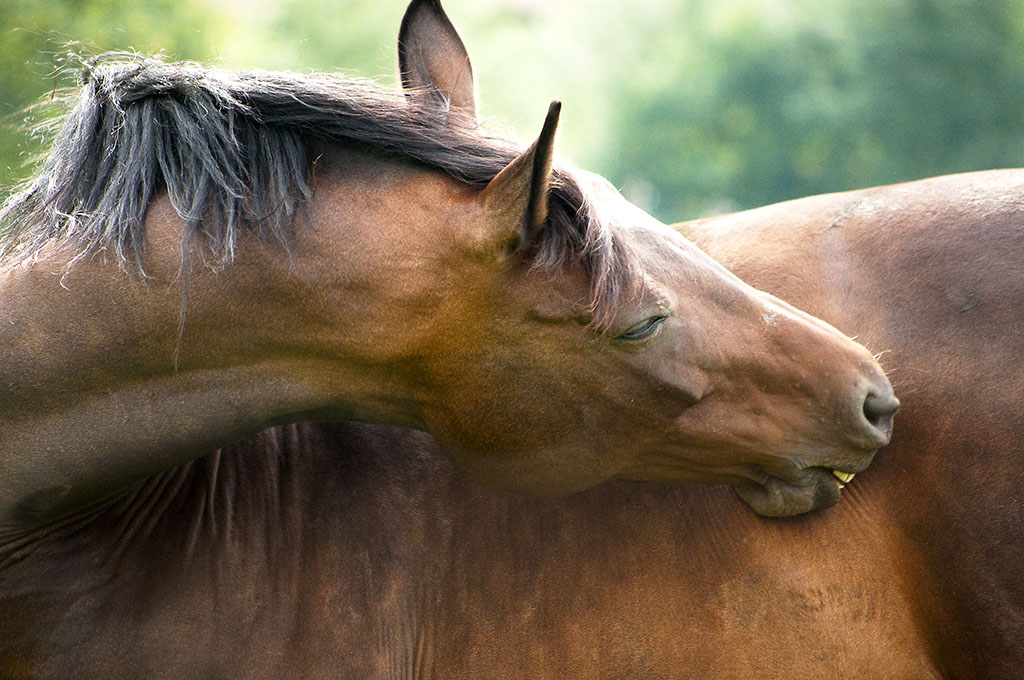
<box><xmin>406</xmin><ymin>0</ymin><xmax>444</xmax><ymax>13</ymax></box>
<box><xmin>402</xmin><ymin>0</ymin><xmax>443</xmax><ymax>25</ymax></box>
<box><xmin>540</xmin><ymin>101</ymin><xmax>561</xmax><ymax>138</ymax></box>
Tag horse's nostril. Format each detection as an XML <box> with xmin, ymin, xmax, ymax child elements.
<box><xmin>863</xmin><ymin>388</ymin><xmax>900</xmax><ymax>431</ymax></box>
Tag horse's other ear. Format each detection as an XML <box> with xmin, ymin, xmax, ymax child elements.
<box><xmin>479</xmin><ymin>101</ymin><xmax>561</xmax><ymax>252</ymax></box>
<box><xmin>398</xmin><ymin>0</ymin><xmax>477</xmax><ymax>118</ymax></box>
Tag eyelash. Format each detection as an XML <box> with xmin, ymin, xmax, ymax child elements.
<box><xmin>616</xmin><ymin>314</ymin><xmax>668</xmax><ymax>342</ymax></box>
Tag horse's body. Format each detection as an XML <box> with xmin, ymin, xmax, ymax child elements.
<box><xmin>4</xmin><ymin>173</ymin><xmax>1020</xmax><ymax>677</ymax></box>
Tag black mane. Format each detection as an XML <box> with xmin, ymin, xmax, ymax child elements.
<box><xmin>0</xmin><ymin>54</ymin><xmax>637</xmax><ymax>326</ymax></box>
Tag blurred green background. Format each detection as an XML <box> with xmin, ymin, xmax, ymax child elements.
<box><xmin>2</xmin><ymin>0</ymin><xmax>1024</xmax><ymax>221</ymax></box>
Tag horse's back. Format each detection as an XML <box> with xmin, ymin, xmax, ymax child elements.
<box><xmin>682</xmin><ymin>169</ymin><xmax>1024</xmax><ymax>343</ymax></box>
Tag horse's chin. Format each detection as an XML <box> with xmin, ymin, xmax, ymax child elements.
<box><xmin>733</xmin><ymin>468</ymin><xmax>842</xmax><ymax>517</ymax></box>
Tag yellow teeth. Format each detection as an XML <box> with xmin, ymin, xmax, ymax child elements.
<box><xmin>832</xmin><ymin>470</ymin><xmax>856</xmax><ymax>484</ymax></box>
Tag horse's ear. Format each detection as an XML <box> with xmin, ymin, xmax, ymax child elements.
<box><xmin>398</xmin><ymin>0</ymin><xmax>477</xmax><ymax>118</ymax></box>
<box><xmin>478</xmin><ymin>101</ymin><xmax>561</xmax><ymax>252</ymax></box>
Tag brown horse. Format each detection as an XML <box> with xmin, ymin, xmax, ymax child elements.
<box><xmin>0</xmin><ymin>1</ymin><xmax>893</xmax><ymax>523</ymax></box>
<box><xmin>13</xmin><ymin>0</ymin><xmax>1012</xmax><ymax>677</ymax></box>
<box><xmin>2</xmin><ymin>163</ymin><xmax>1018</xmax><ymax>677</ymax></box>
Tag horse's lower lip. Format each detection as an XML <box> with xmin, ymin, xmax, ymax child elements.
<box><xmin>734</xmin><ymin>467</ymin><xmax>847</xmax><ymax>517</ymax></box>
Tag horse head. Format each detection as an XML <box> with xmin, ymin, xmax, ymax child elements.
<box><xmin>389</xmin><ymin>0</ymin><xmax>897</xmax><ymax>516</ymax></box>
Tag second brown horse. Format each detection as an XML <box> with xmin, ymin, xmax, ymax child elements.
<box><xmin>4</xmin><ymin>166</ymin><xmax>1018</xmax><ymax>677</ymax></box>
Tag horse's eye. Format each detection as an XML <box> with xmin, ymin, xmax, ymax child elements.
<box><xmin>616</xmin><ymin>314</ymin><xmax>668</xmax><ymax>342</ymax></box>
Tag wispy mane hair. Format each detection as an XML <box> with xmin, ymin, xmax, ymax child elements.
<box><xmin>0</xmin><ymin>54</ymin><xmax>639</xmax><ymax>327</ymax></box>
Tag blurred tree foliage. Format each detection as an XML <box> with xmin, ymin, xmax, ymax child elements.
<box><xmin>2</xmin><ymin>0</ymin><xmax>1024</xmax><ymax>222</ymax></box>
<box><xmin>0</xmin><ymin>0</ymin><xmax>223</xmax><ymax>191</ymax></box>
<box><xmin>599</xmin><ymin>0</ymin><xmax>1024</xmax><ymax>218</ymax></box>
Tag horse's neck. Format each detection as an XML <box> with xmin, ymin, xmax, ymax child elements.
<box><xmin>0</xmin><ymin>184</ymin><xmax>426</xmax><ymax>526</ymax></box>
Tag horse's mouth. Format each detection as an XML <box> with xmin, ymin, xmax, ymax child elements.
<box><xmin>733</xmin><ymin>466</ymin><xmax>859</xmax><ymax>517</ymax></box>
